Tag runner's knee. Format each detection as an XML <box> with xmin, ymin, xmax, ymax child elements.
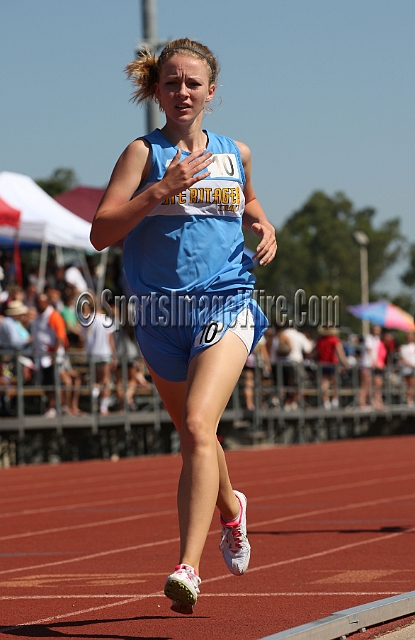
<box><xmin>180</xmin><ymin>414</ymin><xmax>216</xmax><ymax>453</ymax></box>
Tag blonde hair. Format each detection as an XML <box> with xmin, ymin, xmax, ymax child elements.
<box><xmin>125</xmin><ymin>38</ymin><xmax>219</xmax><ymax>106</ymax></box>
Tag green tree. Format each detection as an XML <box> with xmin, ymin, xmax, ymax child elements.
<box><xmin>252</xmin><ymin>191</ymin><xmax>403</xmax><ymax>328</ymax></box>
<box><xmin>36</xmin><ymin>168</ymin><xmax>77</xmax><ymax>197</ymax></box>
<box><xmin>400</xmin><ymin>242</ymin><xmax>415</xmax><ymax>288</ymax></box>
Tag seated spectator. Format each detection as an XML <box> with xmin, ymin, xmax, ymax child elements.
<box><xmin>399</xmin><ymin>332</ymin><xmax>415</xmax><ymax>405</ymax></box>
<box><xmin>0</xmin><ymin>360</ymin><xmax>12</xmax><ymax>416</ymax></box>
<box><xmin>113</xmin><ymin>322</ymin><xmax>152</xmax><ymax>410</ymax></box>
<box><xmin>59</xmin><ymin>354</ymin><xmax>83</xmax><ymax>415</ymax></box>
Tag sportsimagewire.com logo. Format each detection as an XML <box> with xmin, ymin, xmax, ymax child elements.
<box><xmin>76</xmin><ymin>288</ymin><xmax>340</xmax><ymax>330</ymax></box>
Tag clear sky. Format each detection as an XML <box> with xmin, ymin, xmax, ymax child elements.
<box><xmin>1</xmin><ymin>0</ymin><xmax>414</xmax><ymax>288</ymax></box>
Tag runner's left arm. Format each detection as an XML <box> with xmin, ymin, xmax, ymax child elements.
<box><xmin>236</xmin><ymin>141</ymin><xmax>277</xmax><ymax>266</ymax></box>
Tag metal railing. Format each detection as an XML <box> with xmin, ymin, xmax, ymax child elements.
<box><xmin>0</xmin><ymin>349</ymin><xmax>412</xmax><ymax>420</ymax></box>
<box><xmin>1</xmin><ymin>349</ymin><xmax>414</xmax><ymax>466</ymax></box>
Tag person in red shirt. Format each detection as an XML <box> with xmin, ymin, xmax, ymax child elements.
<box><xmin>315</xmin><ymin>326</ymin><xmax>349</xmax><ymax>409</ymax></box>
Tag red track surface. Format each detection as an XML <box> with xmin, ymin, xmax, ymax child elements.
<box><xmin>0</xmin><ymin>435</ymin><xmax>414</xmax><ymax>640</ymax></box>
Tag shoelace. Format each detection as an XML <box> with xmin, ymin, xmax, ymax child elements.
<box><xmin>176</xmin><ymin>568</ymin><xmax>200</xmax><ymax>587</ymax></box>
<box><xmin>223</xmin><ymin>525</ymin><xmax>243</xmax><ymax>551</ymax></box>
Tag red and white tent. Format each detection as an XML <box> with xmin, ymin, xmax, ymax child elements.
<box><xmin>0</xmin><ymin>196</ymin><xmax>20</xmax><ymax>229</ymax></box>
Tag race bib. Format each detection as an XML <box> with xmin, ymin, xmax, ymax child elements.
<box><xmin>193</xmin><ymin>321</ymin><xmax>225</xmax><ymax>348</ymax></box>
<box><xmin>208</xmin><ymin>154</ymin><xmax>240</xmax><ymax>180</ymax></box>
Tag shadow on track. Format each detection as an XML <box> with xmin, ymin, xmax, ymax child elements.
<box><xmin>1</xmin><ymin>614</ymin><xmax>207</xmax><ymax>639</ymax></box>
<box><xmin>247</xmin><ymin>525</ymin><xmax>412</xmax><ymax>535</ymax></box>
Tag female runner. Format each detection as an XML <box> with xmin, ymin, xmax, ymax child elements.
<box><xmin>90</xmin><ymin>38</ymin><xmax>277</xmax><ymax>614</ymax></box>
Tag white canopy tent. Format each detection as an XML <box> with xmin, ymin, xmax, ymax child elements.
<box><xmin>0</xmin><ymin>171</ymin><xmax>95</xmax><ymax>250</ymax></box>
<box><xmin>0</xmin><ymin>172</ymin><xmax>105</xmax><ymax>293</ymax></box>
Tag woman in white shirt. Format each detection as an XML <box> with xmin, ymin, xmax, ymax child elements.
<box><xmin>399</xmin><ymin>332</ymin><xmax>415</xmax><ymax>405</ymax></box>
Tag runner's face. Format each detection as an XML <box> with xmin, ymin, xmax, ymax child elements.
<box><xmin>155</xmin><ymin>54</ymin><xmax>215</xmax><ymax>123</ymax></box>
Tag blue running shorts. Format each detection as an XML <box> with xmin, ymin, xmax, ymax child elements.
<box><xmin>134</xmin><ymin>290</ymin><xmax>268</xmax><ymax>382</ymax></box>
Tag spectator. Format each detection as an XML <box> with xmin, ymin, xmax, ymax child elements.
<box><xmin>113</xmin><ymin>321</ymin><xmax>152</xmax><ymax>410</ymax></box>
<box><xmin>59</xmin><ymin>355</ymin><xmax>83</xmax><ymax>416</ymax></box>
<box><xmin>61</xmin><ymin>288</ymin><xmax>82</xmax><ymax>348</ymax></box>
<box><xmin>279</xmin><ymin>326</ymin><xmax>314</xmax><ymax>411</ymax></box>
<box><xmin>269</xmin><ymin>325</ymin><xmax>292</xmax><ymax>407</ymax></box>
<box><xmin>315</xmin><ymin>326</ymin><xmax>350</xmax><ymax>409</ymax></box>
<box><xmin>399</xmin><ymin>332</ymin><xmax>415</xmax><ymax>405</ymax></box>
<box><xmin>28</xmin><ymin>267</ymin><xmax>41</xmax><ymax>290</ymax></box>
<box><xmin>359</xmin><ymin>325</ymin><xmax>386</xmax><ymax>410</ymax></box>
<box><xmin>47</xmin><ymin>265</ymin><xmax>67</xmax><ymax>295</ymax></box>
<box><xmin>81</xmin><ymin>303</ymin><xmax>116</xmax><ymax>415</ymax></box>
<box><xmin>31</xmin><ymin>293</ymin><xmax>69</xmax><ymax>417</ymax></box>
<box><xmin>382</xmin><ymin>331</ymin><xmax>397</xmax><ymax>368</ymax></box>
<box><xmin>242</xmin><ymin>335</ymin><xmax>270</xmax><ymax>412</ymax></box>
<box><xmin>46</xmin><ymin>287</ymin><xmax>83</xmax><ymax>415</ymax></box>
<box><xmin>344</xmin><ymin>333</ymin><xmax>359</xmax><ymax>367</ymax></box>
<box><xmin>64</xmin><ymin>260</ymin><xmax>88</xmax><ymax>294</ymax></box>
<box><xmin>44</xmin><ymin>286</ymin><xmax>64</xmax><ymax>312</ymax></box>
<box><xmin>0</xmin><ymin>301</ymin><xmax>31</xmax><ymax>350</ymax></box>
<box><xmin>23</xmin><ymin>283</ymin><xmax>38</xmax><ymax>309</ymax></box>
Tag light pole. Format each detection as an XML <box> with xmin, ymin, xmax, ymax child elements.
<box><xmin>136</xmin><ymin>0</ymin><xmax>167</xmax><ymax>133</ymax></box>
<box><xmin>353</xmin><ymin>231</ymin><xmax>370</xmax><ymax>337</ymax></box>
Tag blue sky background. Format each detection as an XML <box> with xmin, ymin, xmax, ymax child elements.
<box><xmin>1</xmin><ymin>0</ymin><xmax>414</xmax><ymax>290</ymax></box>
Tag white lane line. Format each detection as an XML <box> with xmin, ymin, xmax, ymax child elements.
<box><xmin>0</xmin><ymin>594</ymin><xmax>159</xmax><ymax>633</ymax></box>
<box><xmin>204</xmin><ymin>526</ymin><xmax>415</xmax><ymax>585</ymax></box>
<box><xmin>0</xmin><ymin>527</ymin><xmax>411</xmax><ymax>631</ymax></box>
<box><xmin>0</xmin><ymin>491</ymin><xmax>176</xmax><ymax>520</ymax></box>
<box><xmin>0</xmin><ymin>509</ymin><xmax>176</xmax><ymax>542</ymax></box>
<box><xmin>0</xmin><ymin>587</ymin><xmax>403</xmax><ymax>633</ymax></box>
<box><xmin>0</xmin><ymin>464</ymin><xmax>180</xmax><ymax>497</ymax></box>
<box><xmin>249</xmin><ymin>473</ymin><xmax>415</xmax><ymax>505</ymax></box>
<box><xmin>2</xmin><ymin>466</ymin><xmax>413</xmax><ymax>520</ymax></box>
<box><xmin>2</xmin><ymin>475</ymin><xmax>413</xmax><ymax>546</ymax></box>
<box><xmin>0</xmin><ymin>474</ymin><xmax>178</xmax><ymax>507</ymax></box>
<box><xmin>237</xmin><ymin>462</ymin><xmax>413</xmax><ymax>492</ymax></box>
<box><xmin>201</xmin><ymin>591</ymin><xmax>401</xmax><ymax>597</ymax></box>
<box><xmin>246</xmin><ymin>492</ymin><xmax>415</xmax><ymax>530</ymax></box>
<box><xmin>1</xmin><ymin>438</ymin><xmax>412</xmax><ymax>498</ymax></box>
<box><xmin>0</xmin><ymin>453</ymin><xmax>354</xmax><ymax>495</ymax></box>
<box><xmin>0</xmin><ymin>534</ymin><xmax>181</xmax><ymax>576</ymax></box>
<box><xmin>0</xmin><ymin>458</ymin><xmax>409</xmax><ymax>508</ymax></box>
<box><xmin>0</xmin><ymin>591</ymin><xmax>400</xmax><ymax>600</ymax></box>
<box><xmin>0</xmin><ymin>491</ymin><xmax>413</xmax><ymax>577</ymax></box>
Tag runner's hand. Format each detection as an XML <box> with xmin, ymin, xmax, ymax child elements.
<box><xmin>251</xmin><ymin>222</ymin><xmax>277</xmax><ymax>265</ymax></box>
<box><xmin>161</xmin><ymin>149</ymin><xmax>213</xmax><ymax>197</ymax></box>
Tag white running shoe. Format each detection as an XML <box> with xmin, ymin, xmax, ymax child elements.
<box><xmin>219</xmin><ymin>490</ymin><xmax>251</xmax><ymax>576</ymax></box>
<box><xmin>164</xmin><ymin>564</ymin><xmax>201</xmax><ymax>614</ymax></box>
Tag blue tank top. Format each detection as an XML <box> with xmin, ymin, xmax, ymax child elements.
<box><xmin>123</xmin><ymin>129</ymin><xmax>256</xmax><ymax>296</ymax></box>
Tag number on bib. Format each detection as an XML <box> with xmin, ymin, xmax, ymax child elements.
<box><xmin>194</xmin><ymin>321</ymin><xmax>225</xmax><ymax>347</ymax></box>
